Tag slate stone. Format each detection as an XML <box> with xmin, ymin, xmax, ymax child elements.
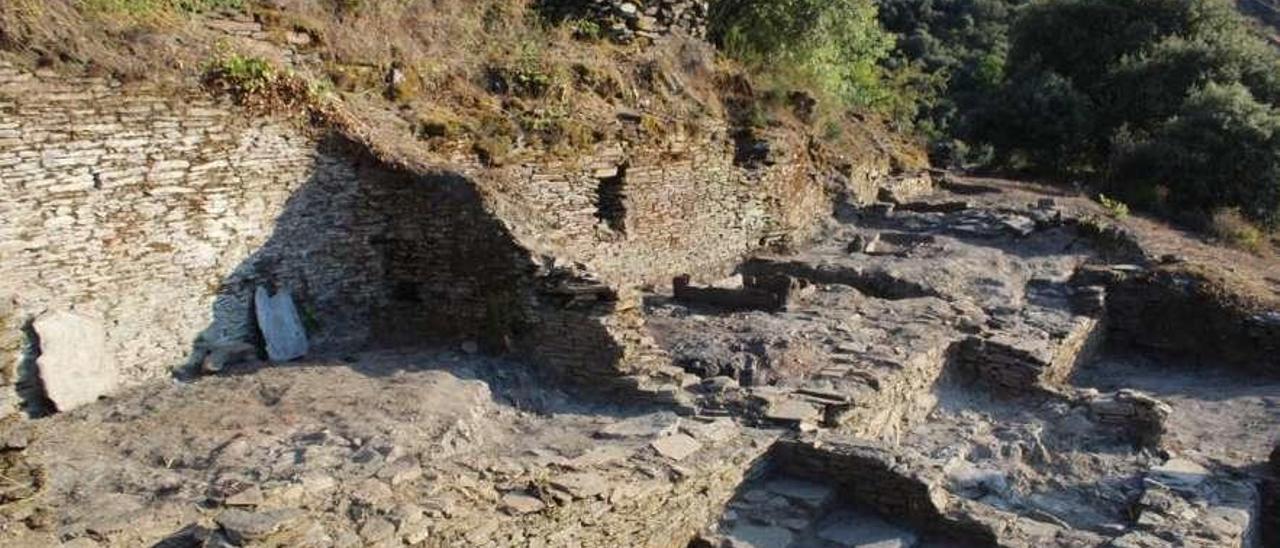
<box><xmin>650</xmin><ymin>433</ymin><xmax>702</xmax><ymax>461</ymax></box>
<box><xmin>765</xmin><ymin>477</ymin><xmax>834</xmax><ymax>509</ymax></box>
<box><xmin>215</xmin><ymin>509</ymin><xmax>304</xmax><ymax>545</ymax></box>
<box><xmin>816</xmin><ymin>509</ymin><xmax>919</xmax><ymax>548</ymax></box>
<box><xmin>551</xmin><ymin>472</ymin><xmax>609</xmax><ymax>499</ymax></box>
<box><xmin>1148</xmin><ymin>458</ymin><xmax>1210</xmax><ymax>490</ymax></box>
<box><xmin>254</xmin><ymin>286</ymin><xmax>308</xmax><ymax>362</ymax></box>
<box><xmin>765</xmin><ymin>399</ymin><xmax>820</xmax><ymax>424</ymax></box>
<box><xmin>33</xmin><ymin>311</ymin><xmax>120</xmax><ymax>411</ymax></box>
<box><xmin>596</xmin><ymin>412</ymin><xmax>680</xmax><ymax>440</ymax></box>
<box><xmin>726</xmin><ymin>523</ymin><xmax>793</xmax><ymax>548</ymax></box>
<box><xmin>501</xmin><ymin>493</ymin><xmax>546</xmax><ymax>515</ymax></box>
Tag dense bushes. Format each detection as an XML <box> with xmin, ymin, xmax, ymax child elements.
<box><xmin>879</xmin><ymin>0</ymin><xmax>1280</xmax><ymax>228</ymax></box>
<box><xmin>877</xmin><ymin>0</ymin><xmax>1026</xmax><ymax>148</ymax></box>
<box><xmin>986</xmin><ymin>0</ymin><xmax>1280</xmax><ymax>226</ymax></box>
<box><xmin>708</xmin><ymin>0</ymin><xmax>908</xmax><ymax>118</ymax></box>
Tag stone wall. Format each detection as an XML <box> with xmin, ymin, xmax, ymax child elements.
<box><xmin>480</xmin><ymin>128</ymin><xmax>830</xmax><ymax>290</ymax></box>
<box><xmin>0</xmin><ymin>62</ymin><xmax>531</xmax><ymax>415</ymax></box>
<box><xmin>0</xmin><ymin>59</ymin><xmax>859</xmax><ymax>415</ymax></box>
<box><xmin>772</xmin><ymin>435</ymin><xmax>1109</xmax><ymax>546</ymax></box>
<box><xmin>1098</xmin><ymin>267</ymin><xmax>1280</xmax><ymax>370</ymax></box>
<box><xmin>543</xmin><ymin>0</ymin><xmax>710</xmax><ymax>42</ymax></box>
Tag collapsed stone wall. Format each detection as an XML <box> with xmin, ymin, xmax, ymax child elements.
<box><xmin>0</xmin><ymin>59</ymin><xmax>864</xmax><ymax>415</ymax></box>
<box><xmin>0</xmin><ymin>62</ymin><xmax>537</xmax><ymax>415</ymax></box>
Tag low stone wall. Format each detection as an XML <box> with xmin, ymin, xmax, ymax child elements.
<box><xmin>772</xmin><ymin>436</ymin><xmax>958</xmax><ymax>536</ymax></box>
<box><xmin>426</xmin><ymin>430</ymin><xmax>772</xmax><ymax>548</ymax></box>
<box><xmin>772</xmin><ymin>435</ymin><xmax>1108</xmax><ymax>546</ymax></box>
<box><xmin>1099</xmin><ymin>267</ymin><xmax>1280</xmax><ymax>370</ymax></box>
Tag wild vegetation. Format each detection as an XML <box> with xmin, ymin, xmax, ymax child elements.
<box><xmin>1</xmin><ymin>0</ymin><xmax>1276</xmax><ymax>245</ymax></box>
<box><xmin>878</xmin><ymin>0</ymin><xmax>1280</xmax><ymax>248</ymax></box>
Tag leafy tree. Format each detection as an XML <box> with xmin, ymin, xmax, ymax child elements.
<box><xmin>1110</xmin><ymin>82</ymin><xmax>1280</xmax><ymax>225</ymax></box>
<box><xmin>975</xmin><ymin>70</ymin><xmax>1096</xmax><ymax>173</ymax></box>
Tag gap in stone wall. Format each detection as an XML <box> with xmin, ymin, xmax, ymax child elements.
<box><xmin>595</xmin><ymin>163</ymin><xmax>628</xmax><ymax>235</ymax></box>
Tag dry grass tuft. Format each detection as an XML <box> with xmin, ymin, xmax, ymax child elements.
<box><xmin>1210</xmin><ymin>207</ymin><xmax>1272</xmax><ymax>256</ymax></box>
<box><xmin>0</xmin><ymin>0</ymin><xmax>914</xmax><ymax>171</ymax></box>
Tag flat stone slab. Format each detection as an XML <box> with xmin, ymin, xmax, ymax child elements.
<box><xmin>1148</xmin><ymin>458</ymin><xmax>1210</xmax><ymax>490</ymax></box>
<box><xmin>215</xmin><ymin>508</ymin><xmax>305</xmax><ymax>545</ymax></box>
<box><xmin>33</xmin><ymin>311</ymin><xmax>120</xmax><ymax>411</ymax></box>
<box><xmin>595</xmin><ymin>412</ymin><xmax>680</xmax><ymax>440</ymax></box>
<box><xmin>551</xmin><ymin>472</ymin><xmax>609</xmax><ymax>499</ymax></box>
<box><xmin>727</xmin><ymin>523</ymin><xmax>793</xmax><ymax>548</ymax></box>
<box><xmin>765</xmin><ymin>399</ymin><xmax>820</xmax><ymax>424</ymax></box>
<box><xmin>765</xmin><ymin>478</ymin><xmax>834</xmax><ymax>509</ymax></box>
<box><xmin>651</xmin><ymin>433</ymin><xmax>702</xmax><ymax>461</ymax></box>
<box><xmin>817</xmin><ymin>509</ymin><xmax>919</xmax><ymax>548</ymax></box>
<box><xmin>254</xmin><ymin>286</ymin><xmax>308</xmax><ymax>362</ymax></box>
<box><xmin>501</xmin><ymin>493</ymin><xmax>546</xmax><ymax>515</ymax></box>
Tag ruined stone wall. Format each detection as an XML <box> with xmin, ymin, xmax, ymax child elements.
<box><xmin>0</xmin><ymin>62</ymin><xmax>529</xmax><ymax>415</ymax></box>
<box><xmin>0</xmin><ymin>58</ymin><xmax>860</xmax><ymax>414</ymax></box>
<box><xmin>543</xmin><ymin>0</ymin><xmax>710</xmax><ymax>42</ymax></box>
<box><xmin>1103</xmin><ymin>268</ymin><xmax>1280</xmax><ymax>370</ymax></box>
<box><xmin>482</xmin><ymin>131</ymin><xmax>830</xmax><ymax>290</ymax></box>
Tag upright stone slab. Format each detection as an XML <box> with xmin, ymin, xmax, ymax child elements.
<box><xmin>33</xmin><ymin>311</ymin><xmax>119</xmax><ymax>411</ymax></box>
<box><xmin>254</xmin><ymin>287</ymin><xmax>308</xmax><ymax>362</ymax></box>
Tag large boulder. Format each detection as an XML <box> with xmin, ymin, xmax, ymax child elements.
<box><xmin>33</xmin><ymin>311</ymin><xmax>119</xmax><ymax>411</ymax></box>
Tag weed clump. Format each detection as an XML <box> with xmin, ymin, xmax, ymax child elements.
<box><xmin>1210</xmin><ymin>208</ymin><xmax>1268</xmax><ymax>255</ymax></box>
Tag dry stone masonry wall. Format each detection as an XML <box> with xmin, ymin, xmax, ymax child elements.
<box><xmin>0</xmin><ymin>62</ymin><xmax>529</xmax><ymax>415</ymax></box>
<box><xmin>0</xmin><ymin>59</ymin><xmax>856</xmax><ymax>415</ymax></box>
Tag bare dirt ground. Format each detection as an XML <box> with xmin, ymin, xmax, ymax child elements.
<box><xmin>1074</xmin><ymin>354</ymin><xmax>1280</xmax><ymax>469</ymax></box>
<box><xmin>0</xmin><ymin>350</ymin><xmax>768</xmax><ymax>547</ymax></box>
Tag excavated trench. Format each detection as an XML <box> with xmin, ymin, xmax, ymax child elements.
<box><xmin>654</xmin><ymin>192</ymin><xmax>1280</xmax><ymax>547</ymax></box>
<box><xmin>2</xmin><ymin>178</ymin><xmax>1277</xmax><ymax>547</ymax></box>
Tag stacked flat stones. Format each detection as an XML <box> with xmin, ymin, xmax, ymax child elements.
<box><xmin>591</xmin><ymin>0</ymin><xmax>710</xmax><ymax>42</ymax></box>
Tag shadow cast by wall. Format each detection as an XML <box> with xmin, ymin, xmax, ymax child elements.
<box><xmin>186</xmin><ymin>132</ymin><xmax>534</xmax><ymax>376</ymax></box>
<box><xmin>181</xmin><ymin>132</ymin><xmax>666</xmax><ymax>409</ymax></box>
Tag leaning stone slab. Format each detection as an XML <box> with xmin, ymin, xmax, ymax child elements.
<box><xmin>254</xmin><ymin>286</ymin><xmax>308</xmax><ymax>362</ymax></box>
<box><xmin>33</xmin><ymin>311</ymin><xmax>119</xmax><ymax>411</ymax></box>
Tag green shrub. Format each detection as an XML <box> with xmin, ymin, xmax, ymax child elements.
<box><xmin>206</xmin><ymin>53</ymin><xmax>276</xmax><ymax>95</ymax></box>
<box><xmin>1098</xmin><ymin>194</ymin><xmax>1130</xmax><ymax>219</ymax></box>
<box><xmin>877</xmin><ymin>0</ymin><xmax>1025</xmax><ymax>144</ymax></box>
<box><xmin>951</xmin><ymin>0</ymin><xmax>1280</xmax><ymax>227</ymax></box>
<box><xmin>488</xmin><ymin>42</ymin><xmax>560</xmax><ymax>98</ymax></box>
<box><xmin>1109</xmin><ymin>82</ymin><xmax>1280</xmax><ymax>226</ymax></box>
<box><xmin>975</xmin><ymin>70</ymin><xmax>1097</xmax><ymax>174</ymax></box>
<box><xmin>709</xmin><ymin>0</ymin><xmax>899</xmax><ymax>114</ymax></box>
